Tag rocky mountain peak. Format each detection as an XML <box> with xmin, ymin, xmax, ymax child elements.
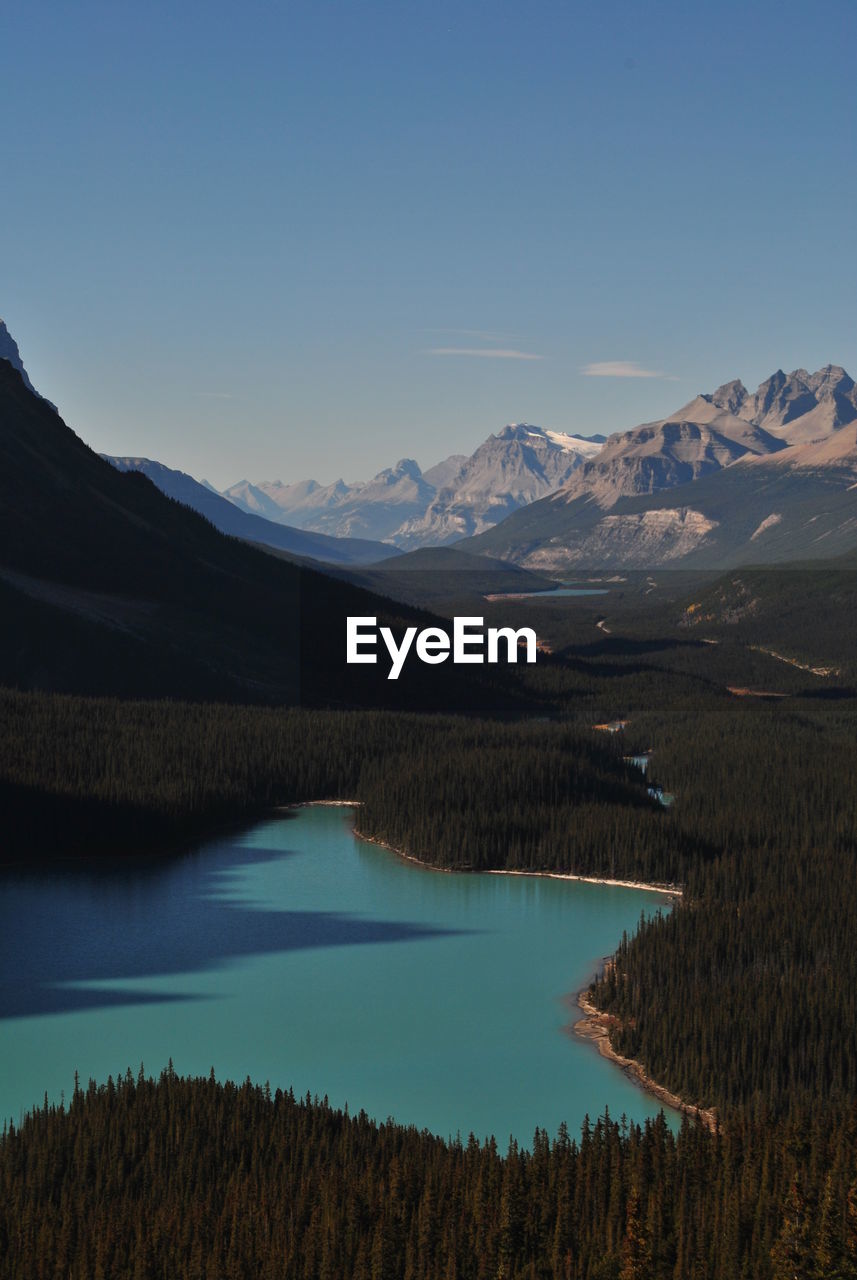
<box><xmin>745</xmin><ymin>368</ymin><xmax>817</xmax><ymax>428</ymax></box>
<box><xmin>0</xmin><ymin>319</ymin><xmax>38</xmax><ymax>396</ymax></box>
<box><xmin>752</xmin><ymin>368</ymin><xmax>788</xmax><ymax>412</ymax></box>
<box><xmin>803</xmin><ymin>364</ymin><xmax>855</xmax><ymax>399</ymax></box>
<box><xmin>389</xmin><ymin>458</ymin><xmax>423</xmax><ymax>480</ymax></box>
<box><xmin>708</xmin><ymin>379</ymin><xmax>748</xmax><ymax>415</ymax></box>
<box><xmin>496</xmin><ymin>423</ymin><xmax>541</xmax><ymax>443</ymax></box>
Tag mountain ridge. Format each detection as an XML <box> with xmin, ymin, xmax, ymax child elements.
<box><xmin>465</xmin><ymin>364</ymin><xmax>857</xmax><ymax>570</ymax></box>
<box><xmin>0</xmin><ymin>359</ymin><xmax>528</xmax><ymax>711</ymax></box>
<box><xmin>104</xmin><ymin>456</ymin><xmax>397</xmax><ymax>565</ymax></box>
<box><xmin>221</xmin><ymin>423</ymin><xmax>603</xmax><ymax>548</ymax></box>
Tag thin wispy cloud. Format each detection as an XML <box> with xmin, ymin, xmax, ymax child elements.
<box><xmin>421</xmin><ymin>328</ymin><xmax>517</xmax><ymax>343</ymax></box>
<box><xmin>427</xmin><ymin>347</ymin><xmax>544</xmax><ymax>361</ymax></box>
<box><xmin>581</xmin><ymin>361</ymin><xmax>677</xmax><ymax>380</ymax></box>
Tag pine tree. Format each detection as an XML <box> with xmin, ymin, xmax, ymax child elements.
<box><xmin>619</xmin><ymin>1184</ymin><xmax>650</xmax><ymax>1280</ymax></box>
<box><xmin>771</xmin><ymin>1174</ymin><xmax>813</xmax><ymax>1280</ymax></box>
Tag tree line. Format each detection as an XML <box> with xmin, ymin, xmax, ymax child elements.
<box><xmin>2</xmin><ymin>619</ymin><xmax>857</xmax><ymax>1275</ymax></box>
<box><xmin>4</xmin><ymin>1068</ymin><xmax>857</xmax><ymax>1280</ymax></box>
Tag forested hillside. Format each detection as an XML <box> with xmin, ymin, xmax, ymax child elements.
<box><xmin>3</xmin><ymin>1070</ymin><xmax>857</xmax><ymax>1280</ymax></box>
<box><xmin>3</xmin><ymin>362</ymin><xmax>857</xmax><ymax>1276</ymax></box>
<box><xmin>3</xmin><ymin>646</ymin><xmax>856</xmax><ymax>1125</ymax></box>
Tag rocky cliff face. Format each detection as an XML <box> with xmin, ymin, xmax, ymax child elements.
<box><xmin>395</xmin><ymin>425</ymin><xmax>602</xmax><ymax>547</ymax></box>
<box><xmin>541</xmin><ymin>365</ymin><xmax>857</xmax><ymax>515</ymax></box>
<box><xmin>466</xmin><ymin>365</ymin><xmax>857</xmax><ymax>570</ymax></box>
<box><xmin>742</xmin><ymin>366</ymin><xmax>857</xmax><ymax>440</ymax></box>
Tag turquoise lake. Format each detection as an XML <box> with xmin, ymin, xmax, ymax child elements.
<box><xmin>486</xmin><ymin>588</ymin><xmax>609</xmax><ymax>599</ymax></box>
<box><xmin>0</xmin><ymin>805</ymin><xmax>675</xmax><ymax>1145</ymax></box>
<box><xmin>529</xmin><ymin>588</ymin><xmax>609</xmax><ymax>597</ymax></box>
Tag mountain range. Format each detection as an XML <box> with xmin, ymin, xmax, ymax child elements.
<box><xmin>103</xmin><ymin>457</ymin><xmax>398</xmax><ymax>566</ymax></box>
<box><xmin>3</xmin><ymin>315</ymin><xmax>856</xmax><ymax>576</ymax></box>
<box><xmin>221</xmin><ymin>425</ymin><xmax>604</xmax><ymax>549</ymax></box>
<box><xmin>467</xmin><ymin>366</ymin><xmax>857</xmax><ymax>569</ymax></box>
<box><xmin>0</xmin><ymin>357</ymin><xmax>531</xmax><ymax>710</ymax></box>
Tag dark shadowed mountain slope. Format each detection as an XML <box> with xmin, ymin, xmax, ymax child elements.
<box><xmin>0</xmin><ymin>319</ymin><xmax>38</xmax><ymax>396</ymax></box>
<box><xmin>322</xmin><ymin>545</ymin><xmax>559</xmax><ymax>610</ymax></box>
<box><xmin>672</xmin><ymin>548</ymin><xmax>857</xmax><ymax>680</ymax></box>
<box><xmin>0</xmin><ymin>363</ymin><xmax>531</xmax><ymax>712</ymax></box>
<box><xmin>104</xmin><ymin>456</ymin><xmax>396</xmax><ymax>565</ymax></box>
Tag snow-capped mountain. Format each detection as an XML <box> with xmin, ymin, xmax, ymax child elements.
<box><xmin>396</xmin><ymin>425</ymin><xmax>603</xmax><ymax>547</ymax></box>
<box><xmin>468</xmin><ymin>365</ymin><xmax>857</xmax><ymax>570</ymax></box>
<box><xmin>222</xmin><ymin>424</ymin><xmax>604</xmax><ymax>549</ymax></box>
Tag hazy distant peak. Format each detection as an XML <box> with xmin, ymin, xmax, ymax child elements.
<box><xmin>364</xmin><ymin>458</ymin><xmax>426</xmax><ymax>489</ymax></box>
<box><xmin>260</xmin><ymin>478</ymin><xmax>321</xmax><ymax>495</ymax></box>
<box><xmin>423</xmin><ymin>453</ymin><xmax>467</xmax><ymax>488</ymax></box>
<box><xmin>221</xmin><ymin>478</ymin><xmax>285</xmax><ymax>521</ymax></box>
<box><xmin>389</xmin><ymin>458</ymin><xmax>423</xmax><ymax>477</ymax></box>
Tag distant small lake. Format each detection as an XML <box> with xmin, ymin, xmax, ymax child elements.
<box><xmin>485</xmin><ymin>588</ymin><xmax>610</xmax><ymax>600</ymax></box>
<box><xmin>533</xmin><ymin>588</ymin><xmax>610</xmax><ymax>597</ymax></box>
<box><xmin>0</xmin><ymin>806</ymin><xmax>674</xmax><ymax>1144</ymax></box>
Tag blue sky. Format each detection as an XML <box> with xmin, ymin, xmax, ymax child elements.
<box><xmin>2</xmin><ymin>0</ymin><xmax>855</xmax><ymax>488</ymax></box>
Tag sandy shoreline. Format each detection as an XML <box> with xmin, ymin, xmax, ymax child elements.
<box><xmin>292</xmin><ymin>801</ymin><xmax>704</xmax><ymax>1127</ymax></box>
<box><xmin>483</xmin><ymin>867</ymin><xmax>681</xmax><ymax>897</ymax></box>
<box><xmin>574</xmin><ymin>986</ymin><xmax>717</xmax><ymax>1132</ymax></box>
<box><xmin>302</xmin><ymin>803</ymin><xmax>682</xmax><ymax>898</ymax></box>
<box><xmin>355</xmin><ymin>825</ymin><xmax>681</xmax><ymax>899</ymax></box>
<box><xmin>289</xmin><ymin>799</ymin><xmax>363</xmax><ymax>808</ymax></box>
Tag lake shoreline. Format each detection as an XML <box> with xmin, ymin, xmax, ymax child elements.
<box><xmin>573</xmin><ymin>985</ymin><xmax>717</xmax><ymax>1133</ymax></box>
<box><xmin>361</xmin><ymin>833</ymin><xmax>682</xmax><ymax>898</ymax></box>
<box><xmin>315</xmin><ymin>804</ymin><xmax>683</xmax><ymax>898</ymax></box>
<box><xmin>297</xmin><ymin>801</ymin><xmax>703</xmax><ymax>1128</ymax></box>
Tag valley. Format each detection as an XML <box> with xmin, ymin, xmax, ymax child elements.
<box><xmin>2</xmin><ymin>328</ymin><xmax>857</xmax><ymax>1278</ymax></box>
<box><xmin>5</xmin><ymin>5</ymin><xmax>857</xmax><ymax>1273</ymax></box>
